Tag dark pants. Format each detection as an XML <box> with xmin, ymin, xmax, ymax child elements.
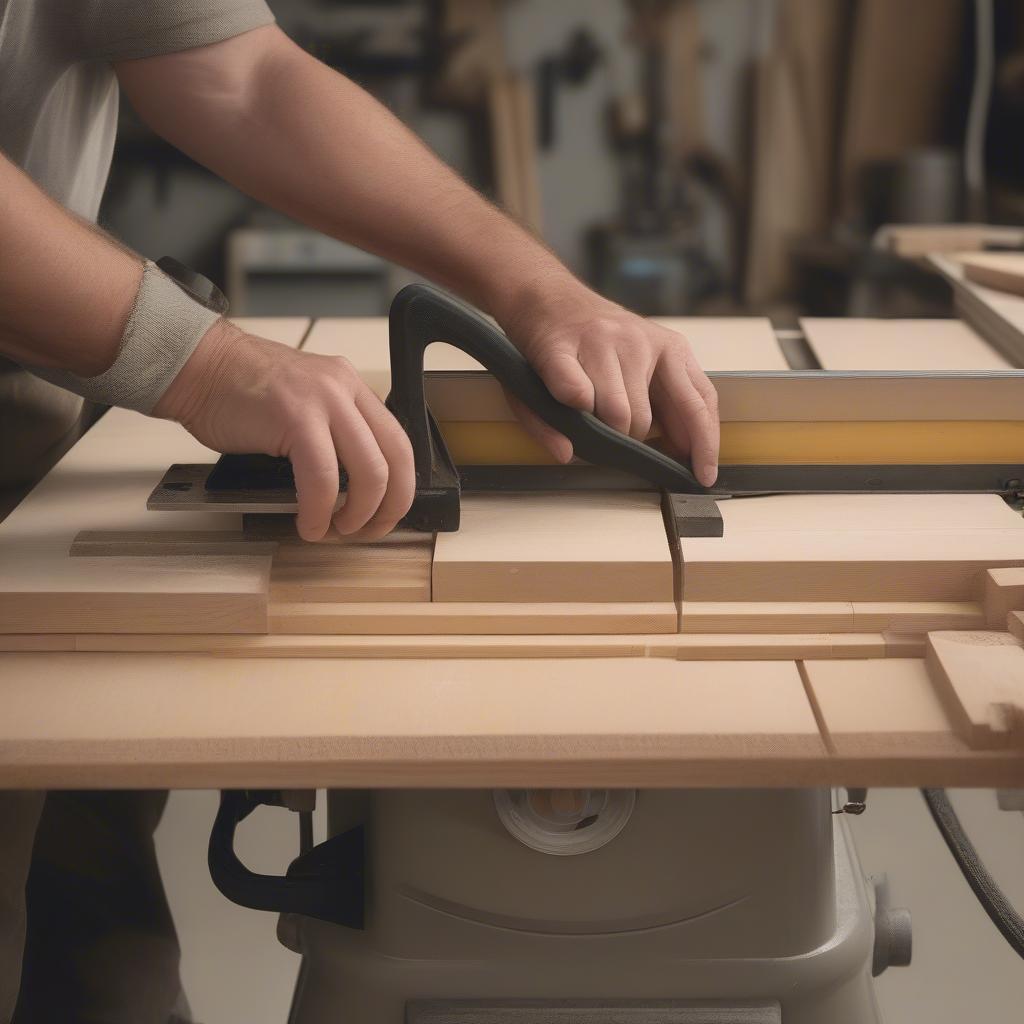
<box><xmin>0</xmin><ymin>791</ymin><xmax>185</xmax><ymax>1024</ymax></box>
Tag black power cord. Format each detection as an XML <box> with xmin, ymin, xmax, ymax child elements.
<box><xmin>921</xmin><ymin>788</ymin><xmax>1024</xmax><ymax>959</ymax></box>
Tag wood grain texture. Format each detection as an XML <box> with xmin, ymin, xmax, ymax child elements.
<box><xmin>433</xmin><ymin>492</ymin><xmax>675</xmax><ymax>603</ymax></box>
<box><xmin>1008</xmin><ymin>611</ymin><xmax>1024</xmax><ymax>642</ymax></box>
<box><xmin>984</xmin><ymin>567</ymin><xmax>1024</xmax><ymax>628</ymax></box>
<box><xmin>679</xmin><ymin>602</ymin><xmax>854</xmax><ymax>633</ymax></box>
<box><xmin>802</xmin><ymin>658</ymin><xmax>964</xmax><ymax>757</ymax></box>
<box><xmin>270</xmin><ymin>602</ymin><xmax>678</xmax><ymax>635</ymax></box>
<box><xmin>680</xmin><ymin>494</ymin><xmax>1024</xmax><ymax>602</ymax></box>
<box><xmin>0</xmin><ymin>654</ymin><xmax>827</xmax><ymax>788</ymax></box>
<box><xmin>925</xmin><ymin>631</ymin><xmax>1024</xmax><ymax>749</ymax></box>
<box><xmin>801</xmin><ymin>318</ymin><xmax>1010</xmax><ymax>371</ymax></box>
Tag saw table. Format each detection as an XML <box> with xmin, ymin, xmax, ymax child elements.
<box><xmin>3</xmin><ymin>293</ymin><xmax>1024</xmax><ymax>1023</ymax></box>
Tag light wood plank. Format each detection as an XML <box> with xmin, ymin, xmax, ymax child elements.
<box><xmin>432</xmin><ymin>492</ymin><xmax>675</xmax><ymax>603</ymax></box>
<box><xmin>0</xmin><ymin>654</ymin><xmax>826</xmax><ymax>788</ymax></box>
<box><xmin>679</xmin><ymin>602</ymin><xmax>854</xmax><ymax>633</ymax></box>
<box><xmin>1008</xmin><ymin>611</ymin><xmax>1024</xmax><ymax>642</ymax></box>
<box><xmin>650</xmin><ymin>318</ymin><xmax>788</xmax><ymax>370</ymax></box>
<box><xmin>681</xmin><ymin>494</ymin><xmax>1024</xmax><ymax>602</ymax></box>
<box><xmin>802</xmin><ymin>658</ymin><xmax>963</xmax><ymax>757</ymax></box>
<box><xmin>270</xmin><ymin>602</ymin><xmax>677</xmax><ymax>635</ymax></box>
<box><xmin>960</xmin><ymin>253</ymin><xmax>1024</xmax><ymax>298</ymax></box>
<box><xmin>925</xmin><ymin>631</ymin><xmax>1024</xmax><ymax>749</ymax></box>
<box><xmin>801</xmin><ymin>318</ymin><xmax>1010</xmax><ymax>370</ymax></box>
<box><xmin>984</xmin><ymin>567</ymin><xmax>1024</xmax><ymax>627</ymax></box>
<box><xmin>851</xmin><ymin>602</ymin><xmax>985</xmax><ymax>633</ymax></box>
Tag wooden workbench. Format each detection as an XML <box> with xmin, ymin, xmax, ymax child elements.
<box><xmin>1</xmin><ymin>315</ymin><xmax>1023</xmax><ymax>789</ymax></box>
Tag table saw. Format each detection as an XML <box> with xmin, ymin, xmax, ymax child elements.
<box><xmin>2</xmin><ymin>267</ymin><xmax>1023</xmax><ymax>1023</ymax></box>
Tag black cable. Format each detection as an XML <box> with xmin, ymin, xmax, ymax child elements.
<box><xmin>921</xmin><ymin>788</ymin><xmax>1024</xmax><ymax>959</ymax></box>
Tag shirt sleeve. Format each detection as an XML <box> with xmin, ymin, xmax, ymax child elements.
<box><xmin>79</xmin><ymin>0</ymin><xmax>275</xmax><ymax>63</ymax></box>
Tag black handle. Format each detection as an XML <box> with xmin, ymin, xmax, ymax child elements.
<box><xmin>208</xmin><ymin>790</ymin><xmax>364</xmax><ymax>929</ymax></box>
<box><xmin>387</xmin><ymin>283</ymin><xmax>703</xmax><ymax>493</ymax></box>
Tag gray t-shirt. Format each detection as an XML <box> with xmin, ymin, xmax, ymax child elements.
<box><xmin>0</xmin><ymin>0</ymin><xmax>273</xmax><ymax>493</ymax></box>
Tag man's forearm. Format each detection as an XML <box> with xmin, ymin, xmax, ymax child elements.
<box><xmin>115</xmin><ymin>27</ymin><xmax>579</xmax><ymax>324</ymax></box>
<box><xmin>0</xmin><ymin>155</ymin><xmax>140</xmax><ymax>376</ymax></box>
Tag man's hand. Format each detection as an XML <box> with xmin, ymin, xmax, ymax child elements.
<box><xmin>499</xmin><ymin>282</ymin><xmax>720</xmax><ymax>487</ymax></box>
<box><xmin>153</xmin><ymin>320</ymin><xmax>415</xmax><ymax>542</ymax></box>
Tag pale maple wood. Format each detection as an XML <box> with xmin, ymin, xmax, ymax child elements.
<box><xmin>70</xmin><ymin>530</ymin><xmax>276</xmax><ymax>557</ymax></box>
<box><xmin>851</xmin><ymin>602</ymin><xmax>985</xmax><ymax>633</ymax></box>
<box><xmin>802</xmin><ymin>658</ymin><xmax>964</xmax><ymax>757</ymax></box>
<box><xmin>0</xmin><ymin>653</ymin><xmax>827</xmax><ymax>788</ymax></box>
<box><xmin>925</xmin><ymin>631</ymin><xmax>1024</xmax><ymax>749</ymax></box>
<box><xmin>984</xmin><ymin>567</ymin><xmax>1024</xmax><ymax>628</ymax></box>
<box><xmin>960</xmin><ymin>253</ymin><xmax>1024</xmax><ymax>298</ymax></box>
<box><xmin>270</xmin><ymin>601</ymin><xmax>678</xmax><ymax>635</ymax></box>
<box><xmin>432</xmin><ymin>492</ymin><xmax>675</xmax><ymax>603</ymax></box>
<box><xmin>650</xmin><ymin>318</ymin><xmax>788</xmax><ymax>370</ymax></box>
<box><xmin>801</xmin><ymin>318</ymin><xmax>1010</xmax><ymax>370</ymax></box>
<box><xmin>680</xmin><ymin>494</ymin><xmax>1024</xmax><ymax>603</ymax></box>
<box><xmin>679</xmin><ymin>602</ymin><xmax>854</xmax><ymax>633</ymax></box>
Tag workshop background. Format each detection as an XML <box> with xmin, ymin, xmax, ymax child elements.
<box><xmin>95</xmin><ymin>0</ymin><xmax>1024</xmax><ymax>1021</ymax></box>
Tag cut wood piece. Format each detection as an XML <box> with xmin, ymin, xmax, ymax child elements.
<box><xmin>716</xmin><ymin>493</ymin><xmax>1023</xmax><ymax>534</ymax></box>
<box><xmin>960</xmin><ymin>253</ymin><xmax>1024</xmax><ymax>298</ymax></box>
<box><xmin>682</xmin><ymin>531</ymin><xmax>1024</xmax><ymax>602</ymax></box>
<box><xmin>650</xmin><ymin>318</ymin><xmax>788</xmax><ymax>370</ymax></box>
<box><xmin>0</xmin><ymin>555</ymin><xmax>271</xmax><ymax>634</ymax></box>
<box><xmin>270</xmin><ymin>601</ymin><xmax>677</xmax><ymax>635</ymax></box>
<box><xmin>0</xmin><ymin>654</ymin><xmax>825</xmax><ymax>788</ymax></box>
<box><xmin>70</xmin><ymin>530</ymin><xmax>276</xmax><ymax>558</ymax></box>
<box><xmin>266</xmin><ymin>532</ymin><xmax>433</xmax><ymax>604</ymax></box>
<box><xmin>925</xmin><ymin>631</ymin><xmax>1024</xmax><ymax>749</ymax></box>
<box><xmin>679</xmin><ymin>602</ymin><xmax>854</xmax><ymax>634</ymax></box>
<box><xmin>681</xmin><ymin>493</ymin><xmax>1024</xmax><ymax>603</ymax></box>
<box><xmin>432</xmin><ymin>492</ymin><xmax>675</xmax><ymax>603</ymax></box>
<box><xmin>802</xmin><ymin>658</ymin><xmax>963</xmax><ymax>758</ymax></box>
<box><xmin>984</xmin><ymin>567</ymin><xmax>1024</xmax><ymax>628</ymax></box>
<box><xmin>800</xmin><ymin>318</ymin><xmax>1010</xmax><ymax>370</ymax></box>
<box><xmin>673</xmin><ymin>634</ymin><xmax>885</xmax><ymax>661</ymax></box>
<box><xmin>852</xmin><ymin>602</ymin><xmax>985</xmax><ymax>633</ymax></box>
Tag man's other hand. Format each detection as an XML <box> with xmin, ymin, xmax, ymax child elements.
<box><xmin>500</xmin><ymin>284</ymin><xmax>720</xmax><ymax>488</ymax></box>
<box><xmin>154</xmin><ymin>321</ymin><xmax>415</xmax><ymax>541</ymax></box>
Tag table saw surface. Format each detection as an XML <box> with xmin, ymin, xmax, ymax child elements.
<box><xmin>2</xmin><ymin>313</ymin><xmax>1023</xmax><ymax>790</ymax></box>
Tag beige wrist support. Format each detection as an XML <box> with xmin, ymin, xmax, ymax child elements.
<box><xmin>30</xmin><ymin>260</ymin><xmax>221</xmax><ymax>414</ymax></box>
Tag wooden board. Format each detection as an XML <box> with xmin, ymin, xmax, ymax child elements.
<box><xmin>0</xmin><ymin>654</ymin><xmax>827</xmax><ymax>788</ymax></box>
<box><xmin>680</xmin><ymin>494</ymin><xmax>1024</xmax><ymax>603</ymax></box>
<box><xmin>650</xmin><ymin>318</ymin><xmax>788</xmax><ymax>370</ymax></box>
<box><xmin>984</xmin><ymin>567</ymin><xmax>1024</xmax><ymax>627</ymax></box>
<box><xmin>800</xmin><ymin>318</ymin><xmax>1010</xmax><ymax>371</ymax></box>
<box><xmin>432</xmin><ymin>492</ymin><xmax>675</xmax><ymax>603</ymax></box>
<box><xmin>925</xmin><ymin>631</ymin><xmax>1024</xmax><ymax>749</ymax></box>
<box><xmin>960</xmin><ymin>253</ymin><xmax>1024</xmax><ymax>298</ymax></box>
<box><xmin>0</xmin><ymin>319</ymin><xmax>308</xmax><ymax>635</ymax></box>
<box><xmin>802</xmin><ymin>658</ymin><xmax>966</xmax><ymax>759</ymax></box>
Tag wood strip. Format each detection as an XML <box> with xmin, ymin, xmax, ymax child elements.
<box><xmin>801</xmin><ymin>318</ymin><xmax>1010</xmax><ymax>371</ymax></box>
<box><xmin>1008</xmin><ymin>611</ymin><xmax>1024</xmax><ymax>642</ymax></box>
<box><xmin>925</xmin><ymin>631</ymin><xmax>1024</xmax><ymax>749</ymax></box>
<box><xmin>650</xmin><ymin>318</ymin><xmax>788</xmax><ymax>371</ymax></box>
<box><xmin>0</xmin><ymin>654</ymin><xmax>827</xmax><ymax>789</ymax></box>
<box><xmin>851</xmin><ymin>602</ymin><xmax>985</xmax><ymax>633</ymax></box>
<box><xmin>432</xmin><ymin>492</ymin><xmax>675</xmax><ymax>603</ymax></box>
<box><xmin>679</xmin><ymin>602</ymin><xmax>854</xmax><ymax>633</ymax></box>
<box><xmin>70</xmin><ymin>530</ymin><xmax>276</xmax><ymax>557</ymax></box>
<box><xmin>984</xmin><ymin>567</ymin><xmax>1024</xmax><ymax>628</ymax></box>
<box><xmin>270</xmin><ymin>602</ymin><xmax>678</xmax><ymax>636</ymax></box>
<box><xmin>960</xmin><ymin>253</ymin><xmax>1024</xmax><ymax>298</ymax></box>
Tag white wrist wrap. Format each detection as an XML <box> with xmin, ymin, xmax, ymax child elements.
<box><xmin>31</xmin><ymin>260</ymin><xmax>220</xmax><ymax>414</ymax></box>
